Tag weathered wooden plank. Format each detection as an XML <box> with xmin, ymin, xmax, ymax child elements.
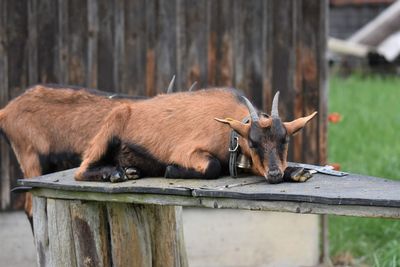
<box><xmin>261</xmin><ymin>0</ymin><xmax>272</xmax><ymax>111</ymax></box>
<box><xmin>144</xmin><ymin>0</ymin><xmax>156</xmax><ymax>96</ymax></box>
<box><xmin>32</xmin><ymin>188</ymin><xmax>200</xmax><ymax>207</ymax></box>
<box><xmin>4</xmin><ymin>0</ymin><xmax>28</xmax><ymax>210</ymax></box>
<box><xmin>123</xmin><ymin>0</ymin><xmax>146</xmax><ymax>95</ymax></box>
<box><xmin>154</xmin><ymin>0</ymin><xmax>177</xmax><ymax>95</ymax></box>
<box><xmin>18</xmin><ymin>168</ymin><xmax>260</xmax><ymax>196</ymax></box>
<box><xmin>145</xmin><ymin>205</ymin><xmax>188</xmax><ymax>267</ymax></box>
<box><xmin>0</xmin><ymin>0</ymin><xmax>9</xmax><ymax>210</ymax></box>
<box><xmin>0</xmin><ymin>0</ymin><xmax>8</xmax><ymax>96</ymax></box>
<box><xmin>176</xmin><ymin>0</ymin><xmax>208</xmax><ymax>91</ymax></box>
<box><xmin>0</xmin><ymin>136</ymin><xmax>9</xmax><ymax>210</ymax></box>
<box><xmin>318</xmin><ymin>0</ymin><xmax>329</xmax><ymax>166</ymax></box>
<box><xmin>294</xmin><ymin>0</ymin><xmax>328</xmax><ymax>165</ymax></box>
<box><xmin>56</xmin><ymin>0</ymin><xmax>68</xmax><ymax>83</ymax></box>
<box><xmin>31</xmin><ymin>187</ymin><xmax>400</xmax><ymax>219</ymax></box>
<box><xmin>27</xmin><ymin>0</ymin><xmax>38</xmax><ymax>85</ymax></box>
<box><xmin>70</xmin><ymin>201</ymin><xmax>111</xmax><ymax>267</ymax></box>
<box><xmin>196</xmin><ymin>198</ymin><xmax>400</xmax><ymax>219</ymax></box>
<box><xmin>97</xmin><ymin>0</ymin><xmax>114</xmax><ymax>91</ymax></box>
<box><xmin>174</xmin><ymin>206</ymin><xmax>188</xmax><ymax>267</ymax></box>
<box><xmin>47</xmin><ymin>198</ymin><xmax>77</xmax><ymax>267</ymax></box>
<box><xmin>32</xmin><ymin>196</ymin><xmax>51</xmax><ymax>267</ymax></box>
<box><xmin>207</xmin><ymin>0</ymin><xmax>234</xmax><ymax>87</ymax></box>
<box><xmin>20</xmin><ymin>168</ymin><xmax>400</xmax><ymax>209</ymax></box>
<box><xmin>233</xmin><ymin>0</ymin><xmax>263</xmax><ymax>106</ymax></box>
<box><xmin>6</xmin><ymin>0</ymin><xmax>28</xmax><ymax>99</ymax></box>
<box><xmin>107</xmin><ymin>203</ymin><xmax>152</xmax><ymax>267</ymax></box>
<box><xmin>269</xmin><ymin>0</ymin><xmax>296</xmax><ymax>122</ymax></box>
<box><xmin>68</xmin><ymin>0</ymin><xmax>88</xmax><ymax>86</ymax></box>
<box><xmin>113</xmin><ymin>0</ymin><xmax>124</xmax><ymax>93</ymax></box>
<box><xmin>87</xmin><ymin>0</ymin><xmax>99</xmax><ymax>88</ymax></box>
<box><xmin>36</xmin><ymin>0</ymin><xmax>58</xmax><ymax>84</ymax></box>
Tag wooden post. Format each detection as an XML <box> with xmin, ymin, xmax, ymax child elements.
<box><xmin>32</xmin><ymin>196</ymin><xmax>188</xmax><ymax>267</ymax></box>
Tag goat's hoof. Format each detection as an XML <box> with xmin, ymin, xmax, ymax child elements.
<box><xmin>125</xmin><ymin>167</ymin><xmax>140</xmax><ymax>180</ymax></box>
<box><xmin>283</xmin><ymin>167</ymin><xmax>313</xmax><ymax>183</ymax></box>
<box><xmin>291</xmin><ymin>168</ymin><xmax>312</xmax><ymax>182</ymax></box>
<box><xmin>109</xmin><ymin>169</ymin><xmax>127</xmax><ymax>183</ymax></box>
<box><xmin>102</xmin><ymin>173</ymin><xmax>109</xmax><ymax>181</ymax></box>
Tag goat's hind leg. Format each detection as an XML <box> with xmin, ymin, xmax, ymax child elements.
<box><xmin>15</xmin><ymin>145</ymin><xmax>42</xmax><ymax>230</ymax></box>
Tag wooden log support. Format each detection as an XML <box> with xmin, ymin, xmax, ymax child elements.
<box><xmin>32</xmin><ymin>197</ymin><xmax>50</xmax><ymax>267</ymax></box>
<box><xmin>47</xmin><ymin>199</ymin><xmax>77</xmax><ymax>267</ymax></box>
<box><xmin>31</xmin><ymin>194</ymin><xmax>187</xmax><ymax>267</ymax></box>
<box><xmin>70</xmin><ymin>201</ymin><xmax>110</xmax><ymax>267</ymax></box>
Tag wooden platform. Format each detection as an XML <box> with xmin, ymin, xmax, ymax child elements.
<box><xmin>18</xmin><ymin>168</ymin><xmax>400</xmax><ymax>218</ymax></box>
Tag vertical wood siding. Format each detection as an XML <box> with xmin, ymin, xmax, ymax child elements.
<box><xmin>0</xmin><ymin>0</ymin><xmax>327</xmax><ymax>210</ymax></box>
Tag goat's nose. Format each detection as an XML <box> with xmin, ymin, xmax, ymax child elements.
<box><xmin>268</xmin><ymin>169</ymin><xmax>280</xmax><ymax>177</ymax></box>
<box><xmin>267</xmin><ymin>169</ymin><xmax>283</xmax><ymax>184</ymax></box>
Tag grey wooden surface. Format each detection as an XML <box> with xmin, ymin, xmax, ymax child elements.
<box><xmin>18</xmin><ymin>168</ymin><xmax>400</xmax><ymax>210</ymax></box>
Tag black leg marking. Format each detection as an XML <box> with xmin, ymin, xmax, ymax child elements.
<box><xmin>82</xmin><ymin>165</ymin><xmax>140</xmax><ymax>183</ymax></box>
<box><xmin>88</xmin><ymin>137</ymin><xmax>121</xmax><ymax>169</ymax></box>
<box><xmin>165</xmin><ymin>158</ymin><xmax>221</xmax><ymax>179</ymax></box>
<box><xmin>80</xmin><ymin>166</ymin><xmax>118</xmax><ymax>182</ymax></box>
<box><xmin>117</xmin><ymin>143</ymin><xmax>166</xmax><ymax>177</ymax></box>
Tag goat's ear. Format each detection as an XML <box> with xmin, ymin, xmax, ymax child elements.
<box><xmin>215</xmin><ymin>118</ymin><xmax>250</xmax><ymax>137</ymax></box>
<box><xmin>284</xmin><ymin>112</ymin><xmax>317</xmax><ymax>136</ymax></box>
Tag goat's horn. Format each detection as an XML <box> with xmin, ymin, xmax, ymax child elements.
<box><xmin>271</xmin><ymin>91</ymin><xmax>280</xmax><ymax>118</ymax></box>
<box><xmin>188</xmin><ymin>81</ymin><xmax>197</xmax><ymax>91</ymax></box>
<box><xmin>242</xmin><ymin>96</ymin><xmax>259</xmax><ymax>122</ymax></box>
<box><xmin>166</xmin><ymin>75</ymin><xmax>176</xmax><ymax>94</ymax></box>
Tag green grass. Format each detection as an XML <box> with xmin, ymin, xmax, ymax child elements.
<box><xmin>328</xmin><ymin>74</ymin><xmax>400</xmax><ymax>266</ymax></box>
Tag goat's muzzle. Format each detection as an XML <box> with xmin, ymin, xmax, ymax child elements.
<box><xmin>266</xmin><ymin>169</ymin><xmax>284</xmax><ymax>184</ymax></box>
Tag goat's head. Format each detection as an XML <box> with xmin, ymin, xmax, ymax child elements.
<box><xmin>215</xmin><ymin>92</ymin><xmax>317</xmax><ymax>183</ymax></box>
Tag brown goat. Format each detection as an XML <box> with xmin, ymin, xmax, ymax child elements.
<box><xmin>0</xmin><ymin>84</ymin><xmax>147</xmax><ymax>218</ymax></box>
<box><xmin>75</xmin><ymin>88</ymin><xmax>317</xmax><ymax>183</ymax></box>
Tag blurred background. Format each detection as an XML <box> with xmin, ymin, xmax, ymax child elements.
<box><xmin>0</xmin><ymin>0</ymin><xmax>399</xmax><ymax>266</ymax></box>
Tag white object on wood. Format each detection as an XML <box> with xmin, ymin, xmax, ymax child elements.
<box><xmin>328</xmin><ymin>37</ymin><xmax>373</xmax><ymax>58</ymax></box>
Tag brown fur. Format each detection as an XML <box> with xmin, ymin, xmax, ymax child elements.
<box><xmin>76</xmin><ymin>89</ymin><xmax>243</xmax><ymax>179</ymax></box>
<box><xmin>75</xmin><ymin>88</ymin><xmax>317</xmax><ymax>182</ymax></box>
<box><xmin>0</xmin><ymin>85</ymin><xmax>139</xmax><ymax>216</ymax></box>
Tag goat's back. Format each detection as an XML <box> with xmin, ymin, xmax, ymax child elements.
<box><xmin>0</xmin><ymin>85</ymin><xmax>127</xmax><ymax>155</ymax></box>
<box><xmin>124</xmin><ymin>88</ymin><xmax>249</xmax><ymax>166</ymax></box>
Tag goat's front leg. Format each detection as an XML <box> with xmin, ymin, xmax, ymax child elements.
<box><xmin>283</xmin><ymin>167</ymin><xmax>313</xmax><ymax>182</ymax></box>
<box><xmin>165</xmin><ymin>151</ymin><xmax>221</xmax><ymax>179</ymax></box>
<box><xmin>75</xmin><ymin>104</ymin><xmax>131</xmax><ymax>181</ymax></box>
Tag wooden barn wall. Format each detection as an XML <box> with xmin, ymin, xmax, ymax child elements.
<box><xmin>0</xmin><ymin>0</ymin><xmax>327</xmax><ymax>210</ymax></box>
<box><xmin>329</xmin><ymin>2</ymin><xmax>390</xmax><ymax>39</ymax></box>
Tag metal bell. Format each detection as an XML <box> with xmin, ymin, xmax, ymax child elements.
<box><xmin>237</xmin><ymin>154</ymin><xmax>252</xmax><ymax>169</ymax></box>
